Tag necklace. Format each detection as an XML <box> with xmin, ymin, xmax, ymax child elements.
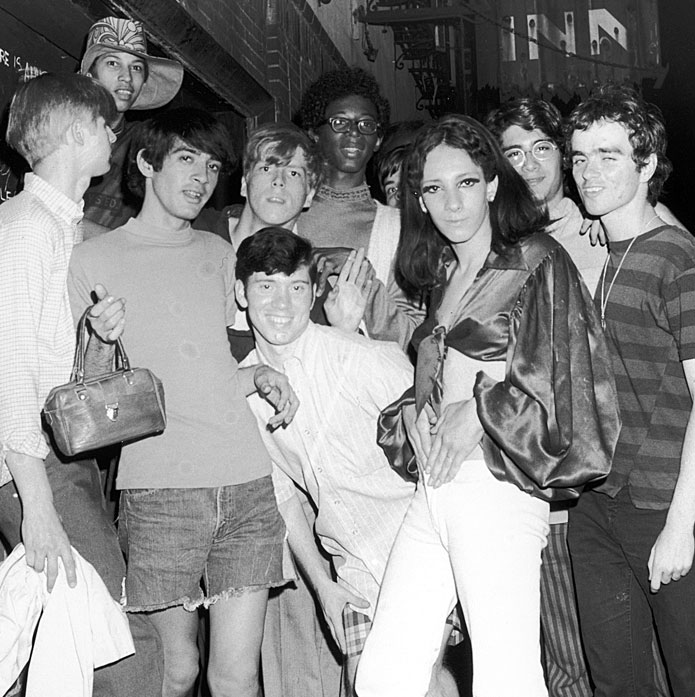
<box><xmin>599</xmin><ymin>214</ymin><xmax>660</xmax><ymax>329</ymax></box>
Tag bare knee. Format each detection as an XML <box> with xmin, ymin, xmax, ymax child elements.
<box><xmin>207</xmin><ymin>658</ymin><xmax>260</xmax><ymax>697</ymax></box>
<box><xmin>163</xmin><ymin>644</ymin><xmax>199</xmax><ymax>697</ymax></box>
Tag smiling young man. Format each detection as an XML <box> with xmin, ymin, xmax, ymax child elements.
<box><xmin>566</xmin><ymin>85</ymin><xmax>695</xmax><ymax>697</ymax></box>
<box><xmin>297</xmin><ymin>67</ymin><xmax>424</xmax><ymax>350</ymax></box>
<box><xmin>68</xmin><ymin>109</ymin><xmax>298</xmax><ymax>697</ymax></box>
<box><xmin>79</xmin><ymin>16</ymin><xmax>183</xmax><ymax>234</ymax></box>
<box><xmin>234</xmin><ymin>227</ymin><xmax>448</xmax><ymax>697</ymax></box>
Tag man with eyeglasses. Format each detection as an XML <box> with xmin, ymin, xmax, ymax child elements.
<box><xmin>486</xmin><ymin>98</ymin><xmax>674</xmax><ymax>697</ymax></box>
<box><xmin>297</xmin><ymin>67</ymin><xmax>424</xmax><ymax>352</ymax></box>
<box><xmin>485</xmin><ymin>99</ymin><xmax>606</xmax><ymax>697</ymax></box>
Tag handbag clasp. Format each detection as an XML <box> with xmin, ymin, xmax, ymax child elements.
<box><xmin>105</xmin><ymin>403</ymin><xmax>119</xmax><ymax>421</ymax></box>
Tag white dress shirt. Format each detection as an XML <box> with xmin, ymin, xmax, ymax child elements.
<box><xmin>243</xmin><ymin>323</ymin><xmax>415</xmax><ymax>615</ymax></box>
<box><xmin>0</xmin><ymin>174</ymin><xmax>83</xmax><ymax>485</ymax></box>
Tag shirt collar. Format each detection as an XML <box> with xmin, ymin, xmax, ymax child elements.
<box><xmin>24</xmin><ymin>173</ymin><xmax>84</xmax><ymax>227</ymax></box>
<box><xmin>483</xmin><ymin>242</ymin><xmax>529</xmax><ymax>271</ymax></box>
<box><xmin>254</xmin><ymin>322</ymin><xmax>316</xmax><ymax>372</ymax></box>
<box><xmin>316</xmin><ymin>182</ymin><xmax>373</xmax><ymax>204</ymax></box>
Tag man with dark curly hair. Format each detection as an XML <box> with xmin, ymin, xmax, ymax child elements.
<box><xmin>297</xmin><ymin>67</ymin><xmax>424</xmax><ymax>351</ymax></box>
<box><xmin>567</xmin><ymin>84</ymin><xmax>695</xmax><ymax>697</ymax></box>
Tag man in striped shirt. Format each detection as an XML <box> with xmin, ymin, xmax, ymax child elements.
<box><xmin>567</xmin><ymin>85</ymin><xmax>695</xmax><ymax>696</ymax></box>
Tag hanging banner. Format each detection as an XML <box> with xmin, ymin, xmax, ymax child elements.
<box><xmin>476</xmin><ymin>0</ymin><xmax>665</xmax><ymax>99</ymax></box>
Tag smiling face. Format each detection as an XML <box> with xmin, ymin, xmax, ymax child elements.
<box><xmin>88</xmin><ymin>51</ymin><xmax>146</xmax><ymax>114</ymax></box>
<box><xmin>138</xmin><ymin>137</ymin><xmax>220</xmax><ymax>227</ymax></box>
<box><xmin>241</xmin><ymin>145</ymin><xmax>316</xmax><ymax>228</ymax></box>
<box><xmin>570</xmin><ymin>119</ymin><xmax>653</xmax><ymax>224</ymax></box>
<box><xmin>314</xmin><ymin>94</ymin><xmax>382</xmax><ymax>186</ymax></box>
<box><xmin>419</xmin><ymin>143</ymin><xmax>497</xmax><ymax>250</ymax></box>
<box><xmin>500</xmin><ymin>125</ymin><xmax>563</xmax><ymax>208</ymax></box>
<box><xmin>236</xmin><ymin>265</ymin><xmax>315</xmax><ymax>352</ymax></box>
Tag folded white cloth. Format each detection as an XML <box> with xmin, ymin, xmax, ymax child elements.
<box><xmin>0</xmin><ymin>543</ymin><xmax>134</xmax><ymax>697</ymax></box>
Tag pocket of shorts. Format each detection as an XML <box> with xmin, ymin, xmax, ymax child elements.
<box><xmin>124</xmin><ymin>487</ymin><xmax>160</xmax><ymax>500</ymax></box>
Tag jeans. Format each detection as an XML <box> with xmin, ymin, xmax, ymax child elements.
<box><xmin>357</xmin><ymin>459</ymin><xmax>550</xmax><ymax>697</ymax></box>
<box><xmin>569</xmin><ymin>488</ymin><xmax>695</xmax><ymax>697</ymax></box>
<box><xmin>0</xmin><ymin>448</ymin><xmax>163</xmax><ymax>697</ymax></box>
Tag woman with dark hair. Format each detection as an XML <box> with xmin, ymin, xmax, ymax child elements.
<box><xmin>355</xmin><ymin>115</ymin><xmax>620</xmax><ymax>697</ymax></box>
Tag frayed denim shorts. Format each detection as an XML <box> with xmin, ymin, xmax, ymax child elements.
<box><xmin>119</xmin><ymin>475</ymin><xmax>286</xmax><ymax>612</ymax></box>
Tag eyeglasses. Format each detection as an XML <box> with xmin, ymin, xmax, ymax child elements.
<box><xmin>321</xmin><ymin>116</ymin><xmax>379</xmax><ymax>135</ymax></box>
<box><xmin>504</xmin><ymin>140</ymin><xmax>558</xmax><ymax>168</ymax></box>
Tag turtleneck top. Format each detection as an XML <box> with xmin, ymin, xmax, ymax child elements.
<box><xmin>67</xmin><ymin>217</ymin><xmax>271</xmax><ymax>489</ymax></box>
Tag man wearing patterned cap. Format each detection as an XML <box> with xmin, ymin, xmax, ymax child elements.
<box><xmin>80</xmin><ymin>16</ymin><xmax>183</xmax><ymax>234</ymax></box>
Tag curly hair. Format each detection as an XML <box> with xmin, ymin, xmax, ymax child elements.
<box><xmin>565</xmin><ymin>84</ymin><xmax>671</xmax><ymax>205</ymax></box>
<box><xmin>397</xmin><ymin>114</ymin><xmax>549</xmax><ymax>299</ymax></box>
<box><xmin>298</xmin><ymin>67</ymin><xmax>390</xmax><ymax>132</ymax></box>
<box><xmin>485</xmin><ymin>98</ymin><xmax>564</xmax><ymax>150</ymax></box>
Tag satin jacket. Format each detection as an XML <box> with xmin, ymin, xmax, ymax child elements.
<box><xmin>400</xmin><ymin>233</ymin><xmax>620</xmax><ymax>502</ymax></box>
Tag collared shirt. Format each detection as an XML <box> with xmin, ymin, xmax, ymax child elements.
<box><xmin>242</xmin><ymin>323</ymin><xmax>415</xmax><ymax>614</ymax></box>
<box><xmin>0</xmin><ymin>174</ymin><xmax>83</xmax><ymax>485</ymax></box>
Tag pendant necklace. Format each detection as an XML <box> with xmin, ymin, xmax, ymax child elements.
<box><xmin>599</xmin><ymin>214</ymin><xmax>660</xmax><ymax>330</ymax></box>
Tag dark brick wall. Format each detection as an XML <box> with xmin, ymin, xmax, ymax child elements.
<box><xmin>177</xmin><ymin>0</ymin><xmax>346</xmax><ymax>122</ymax></box>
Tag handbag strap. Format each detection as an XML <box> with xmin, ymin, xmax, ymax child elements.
<box><xmin>71</xmin><ymin>308</ymin><xmax>131</xmax><ymax>383</ymax></box>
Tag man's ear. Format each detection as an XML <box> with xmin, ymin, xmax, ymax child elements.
<box><xmin>639</xmin><ymin>152</ymin><xmax>658</xmax><ymax>184</ymax></box>
<box><xmin>234</xmin><ymin>278</ymin><xmax>248</xmax><ymax>309</ymax></box>
<box><xmin>373</xmin><ymin>134</ymin><xmax>383</xmax><ymax>154</ymax></box>
<box><xmin>68</xmin><ymin>119</ymin><xmax>86</xmax><ymax>147</ymax></box>
<box><xmin>303</xmin><ymin>186</ymin><xmax>317</xmax><ymax>210</ymax></box>
<box><xmin>308</xmin><ymin>129</ymin><xmax>320</xmax><ymax>144</ymax></box>
<box><xmin>240</xmin><ymin>176</ymin><xmax>248</xmax><ymax>199</ymax></box>
<box><xmin>136</xmin><ymin>149</ymin><xmax>154</xmax><ymax>179</ymax></box>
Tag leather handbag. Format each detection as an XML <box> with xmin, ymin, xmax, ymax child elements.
<box><xmin>43</xmin><ymin>310</ymin><xmax>166</xmax><ymax>457</ymax></box>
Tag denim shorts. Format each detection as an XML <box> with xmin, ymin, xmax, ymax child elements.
<box><xmin>119</xmin><ymin>475</ymin><xmax>286</xmax><ymax>611</ymax></box>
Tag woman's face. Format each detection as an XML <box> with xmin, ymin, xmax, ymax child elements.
<box><xmin>419</xmin><ymin>143</ymin><xmax>497</xmax><ymax>246</ymax></box>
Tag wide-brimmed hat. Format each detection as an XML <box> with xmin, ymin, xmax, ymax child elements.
<box><xmin>80</xmin><ymin>17</ymin><xmax>183</xmax><ymax>110</ymax></box>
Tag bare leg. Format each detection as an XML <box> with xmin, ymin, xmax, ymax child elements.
<box><xmin>147</xmin><ymin>606</ymin><xmax>200</xmax><ymax>697</ymax></box>
<box><xmin>207</xmin><ymin>589</ymin><xmax>269</xmax><ymax>697</ymax></box>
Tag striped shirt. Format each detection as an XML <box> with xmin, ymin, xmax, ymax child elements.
<box><xmin>242</xmin><ymin>323</ymin><xmax>415</xmax><ymax>615</ymax></box>
<box><xmin>595</xmin><ymin>225</ymin><xmax>695</xmax><ymax>509</ymax></box>
<box><xmin>0</xmin><ymin>174</ymin><xmax>84</xmax><ymax>486</ymax></box>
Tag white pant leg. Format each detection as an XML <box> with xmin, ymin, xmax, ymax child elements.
<box><xmin>432</xmin><ymin>460</ymin><xmax>550</xmax><ymax>697</ymax></box>
<box><xmin>356</xmin><ymin>483</ymin><xmax>457</xmax><ymax>697</ymax></box>
<box><xmin>357</xmin><ymin>460</ymin><xmax>550</xmax><ymax>697</ymax></box>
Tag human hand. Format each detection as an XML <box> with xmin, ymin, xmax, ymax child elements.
<box><xmin>403</xmin><ymin>402</ymin><xmax>434</xmax><ymax>467</ymax></box>
<box><xmin>425</xmin><ymin>399</ymin><xmax>483</xmax><ymax>488</ymax></box>
<box><xmin>648</xmin><ymin>522</ymin><xmax>694</xmax><ymax>592</ymax></box>
<box><xmin>324</xmin><ymin>248</ymin><xmax>375</xmax><ymax>333</ymax></box>
<box><xmin>88</xmin><ymin>283</ymin><xmax>126</xmax><ymax>343</ymax></box>
<box><xmin>579</xmin><ymin>217</ymin><xmax>608</xmax><ymax>247</ymax></box>
<box><xmin>316</xmin><ymin>578</ymin><xmax>370</xmax><ymax>653</ymax></box>
<box><xmin>313</xmin><ymin>247</ymin><xmax>354</xmax><ymax>296</ymax></box>
<box><xmin>22</xmin><ymin>500</ymin><xmax>76</xmax><ymax>592</ymax></box>
<box><xmin>254</xmin><ymin>365</ymin><xmax>300</xmax><ymax>428</ymax></box>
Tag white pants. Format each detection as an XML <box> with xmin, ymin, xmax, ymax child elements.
<box><xmin>356</xmin><ymin>460</ymin><xmax>550</xmax><ymax>697</ymax></box>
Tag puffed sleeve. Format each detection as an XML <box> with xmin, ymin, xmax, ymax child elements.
<box><xmin>474</xmin><ymin>244</ymin><xmax>620</xmax><ymax>501</ymax></box>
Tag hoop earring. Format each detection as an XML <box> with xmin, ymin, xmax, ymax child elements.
<box><xmin>418</xmin><ymin>197</ymin><xmax>427</xmax><ymax>214</ymax></box>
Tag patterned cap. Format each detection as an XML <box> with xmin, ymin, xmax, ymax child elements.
<box><xmin>80</xmin><ymin>17</ymin><xmax>183</xmax><ymax>110</ymax></box>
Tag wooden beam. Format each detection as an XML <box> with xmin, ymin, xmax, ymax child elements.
<box><xmin>104</xmin><ymin>0</ymin><xmax>273</xmax><ymax>118</ymax></box>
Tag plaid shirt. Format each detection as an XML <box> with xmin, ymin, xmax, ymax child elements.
<box><xmin>0</xmin><ymin>174</ymin><xmax>83</xmax><ymax>485</ymax></box>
